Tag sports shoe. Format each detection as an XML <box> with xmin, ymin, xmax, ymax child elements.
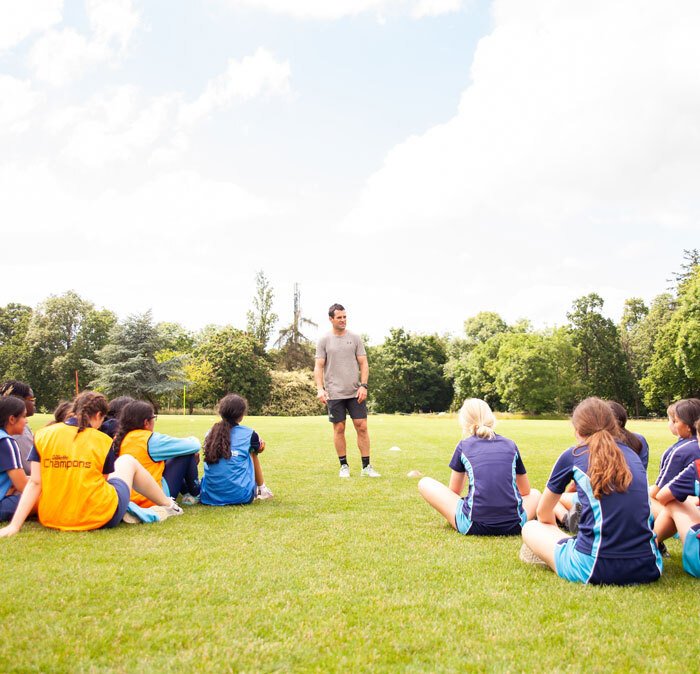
<box><xmin>256</xmin><ymin>484</ymin><xmax>274</xmax><ymax>500</ymax></box>
<box><xmin>151</xmin><ymin>498</ymin><xmax>184</xmax><ymax>522</ymax></box>
<box><xmin>519</xmin><ymin>543</ymin><xmax>547</xmax><ymax>566</ymax></box>
<box><xmin>180</xmin><ymin>493</ymin><xmax>200</xmax><ymax>506</ymax></box>
<box><xmin>658</xmin><ymin>541</ymin><xmax>671</xmax><ymax>558</ymax></box>
<box><xmin>339</xmin><ymin>464</ymin><xmax>350</xmax><ymax>478</ymax></box>
<box><xmin>563</xmin><ymin>502</ymin><xmax>582</xmax><ymax>535</ymax></box>
<box><xmin>360</xmin><ymin>464</ymin><xmax>381</xmax><ymax>478</ymax></box>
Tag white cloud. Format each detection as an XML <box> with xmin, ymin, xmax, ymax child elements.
<box><xmin>28</xmin><ymin>0</ymin><xmax>141</xmax><ymax>86</ymax></box>
<box><xmin>339</xmin><ymin>0</ymin><xmax>700</xmax><ymax>327</ymax></box>
<box><xmin>179</xmin><ymin>48</ymin><xmax>291</xmax><ymax>126</ymax></box>
<box><xmin>0</xmin><ymin>75</ymin><xmax>44</xmax><ymax>134</ymax></box>
<box><xmin>219</xmin><ymin>0</ymin><xmax>464</xmax><ymax>20</ymax></box>
<box><xmin>0</xmin><ymin>0</ymin><xmax>63</xmax><ymax>50</ymax></box>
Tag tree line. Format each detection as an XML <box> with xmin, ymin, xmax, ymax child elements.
<box><xmin>0</xmin><ymin>252</ymin><xmax>698</xmax><ymax>416</ymax></box>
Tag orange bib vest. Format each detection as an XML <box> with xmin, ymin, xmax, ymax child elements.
<box><xmin>33</xmin><ymin>423</ymin><xmax>117</xmax><ymax>531</ymax></box>
<box><xmin>119</xmin><ymin>429</ymin><xmax>162</xmax><ymax>507</ymax></box>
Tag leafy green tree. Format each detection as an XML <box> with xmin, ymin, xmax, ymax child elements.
<box><xmin>261</xmin><ymin>370</ymin><xmax>320</xmax><ymax>416</ymax></box>
<box><xmin>642</xmin><ymin>268</ymin><xmax>700</xmax><ymax>411</ymax></box>
<box><xmin>183</xmin><ymin>357</ymin><xmax>218</xmax><ymax>413</ymax></box>
<box><xmin>494</xmin><ymin>330</ymin><xmax>581</xmax><ymax>414</ymax></box>
<box><xmin>450</xmin><ymin>333</ymin><xmax>506</xmax><ymax>410</ymax></box>
<box><xmin>668</xmin><ymin>248</ymin><xmax>699</xmax><ymax>294</ymax></box>
<box><xmin>566</xmin><ymin>293</ymin><xmax>633</xmax><ymax>403</ymax></box>
<box><xmin>24</xmin><ymin>291</ymin><xmax>116</xmax><ymax>407</ymax></box>
<box><xmin>0</xmin><ymin>303</ymin><xmax>33</xmax><ymax>381</ymax></box>
<box><xmin>371</xmin><ymin>329</ymin><xmax>453</xmax><ymax>413</ymax></box>
<box><xmin>86</xmin><ymin>311</ymin><xmax>184</xmax><ymax>406</ymax></box>
<box><xmin>157</xmin><ymin>322</ymin><xmax>195</xmax><ymax>353</ymax></box>
<box><xmin>195</xmin><ymin>326</ymin><xmax>271</xmax><ymax>413</ymax></box>
<box><xmin>246</xmin><ymin>270</ymin><xmax>278</xmax><ymax>350</ymax></box>
<box><xmin>463</xmin><ymin>312</ymin><xmax>509</xmax><ymax>345</ymax></box>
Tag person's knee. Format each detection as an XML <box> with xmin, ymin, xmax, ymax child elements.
<box><xmin>529</xmin><ymin>487</ymin><xmax>542</xmax><ymax>498</ymax></box>
<box><xmin>521</xmin><ymin>519</ymin><xmax>538</xmax><ymax>541</ymax></box>
<box><xmin>115</xmin><ymin>454</ymin><xmax>137</xmax><ymax>470</ymax></box>
<box><xmin>353</xmin><ymin>418</ymin><xmax>368</xmax><ymax>433</ymax></box>
<box><xmin>333</xmin><ymin>422</ymin><xmax>346</xmax><ymax>435</ymax></box>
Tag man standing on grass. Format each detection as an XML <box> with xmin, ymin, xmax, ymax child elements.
<box><xmin>314</xmin><ymin>303</ymin><xmax>380</xmax><ymax>478</ymax></box>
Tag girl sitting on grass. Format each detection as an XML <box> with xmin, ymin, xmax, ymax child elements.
<box><xmin>520</xmin><ymin>397</ymin><xmax>662</xmax><ymax>585</ymax></box>
<box><xmin>555</xmin><ymin>400</ymin><xmax>650</xmax><ymax>534</ymax></box>
<box><xmin>112</xmin><ymin>400</ymin><xmax>201</xmax><ymax>506</ymax></box>
<box><xmin>0</xmin><ymin>391</ymin><xmax>182</xmax><ymax>537</ymax></box>
<box><xmin>649</xmin><ymin>399</ymin><xmax>700</xmax><ymax>520</ymax></box>
<box><xmin>0</xmin><ymin>397</ymin><xmax>31</xmax><ymax>523</ymax></box>
<box><xmin>418</xmin><ymin>398</ymin><xmax>540</xmax><ymax>536</ymax></box>
<box><xmin>653</xmin><ymin>448</ymin><xmax>700</xmax><ymax>578</ymax></box>
<box><xmin>200</xmin><ymin>394</ymin><xmax>273</xmax><ymax>506</ymax></box>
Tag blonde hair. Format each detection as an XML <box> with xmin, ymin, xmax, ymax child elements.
<box><xmin>459</xmin><ymin>398</ymin><xmax>496</xmax><ymax>439</ymax></box>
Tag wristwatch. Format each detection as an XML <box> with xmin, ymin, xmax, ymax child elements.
<box><xmin>359</xmin><ymin>383</ymin><xmax>368</xmax><ymax>390</ymax></box>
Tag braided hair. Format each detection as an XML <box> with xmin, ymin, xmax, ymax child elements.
<box><xmin>204</xmin><ymin>394</ymin><xmax>247</xmax><ymax>464</ymax></box>
<box><xmin>71</xmin><ymin>392</ymin><xmax>108</xmax><ymax>434</ymax></box>
<box><xmin>0</xmin><ymin>380</ymin><xmax>32</xmax><ymax>399</ymax></box>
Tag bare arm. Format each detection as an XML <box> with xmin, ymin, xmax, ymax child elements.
<box><xmin>516</xmin><ymin>473</ymin><xmax>531</xmax><ymax>496</ymax></box>
<box><xmin>314</xmin><ymin>358</ymin><xmax>328</xmax><ymax>404</ymax></box>
<box><xmin>448</xmin><ymin>470</ymin><xmax>467</xmax><ymax>496</ymax></box>
<box><xmin>0</xmin><ymin>461</ymin><xmax>42</xmax><ymax>538</ymax></box>
<box><xmin>535</xmin><ymin>488</ymin><xmax>561</xmax><ymax>525</ymax></box>
<box><xmin>356</xmin><ymin>355</ymin><xmax>369</xmax><ymax>403</ymax></box>
<box><xmin>655</xmin><ymin>485</ymin><xmax>676</xmax><ymax>506</ymax></box>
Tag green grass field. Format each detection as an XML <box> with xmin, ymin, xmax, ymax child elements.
<box><xmin>1</xmin><ymin>414</ymin><xmax>697</xmax><ymax>673</ymax></box>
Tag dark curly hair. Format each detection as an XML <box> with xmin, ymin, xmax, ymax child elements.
<box><xmin>203</xmin><ymin>394</ymin><xmax>247</xmax><ymax>464</ymax></box>
<box><xmin>0</xmin><ymin>380</ymin><xmax>32</xmax><ymax>399</ymax></box>
<box><xmin>112</xmin><ymin>401</ymin><xmax>154</xmax><ymax>457</ymax></box>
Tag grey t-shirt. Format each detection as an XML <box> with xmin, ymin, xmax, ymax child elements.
<box><xmin>13</xmin><ymin>424</ymin><xmax>34</xmax><ymax>475</ymax></box>
<box><xmin>315</xmin><ymin>331</ymin><xmax>366</xmax><ymax>400</ymax></box>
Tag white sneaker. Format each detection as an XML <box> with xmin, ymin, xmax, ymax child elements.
<box><xmin>181</xmin><ymin>493</ymin><xmax>200</xmax><ymax>506</ymax></box>
<box><xmin>256</xmin><ymin>484</ymin><xmax>274</xmax><ymax>500</ymax></box>
<box><xmin>519</xmin><ymin>543</ymin><xmax>547</xmax><ymax>566</ymax></box>
<box><xmin>339</xmin><ymin>464</ymin><xmax>350</xmax><ymax>478</ymax></box>
<box><xmin>152</xmin><ymin>498</ymin><xmax>184</xmax><ymax>521</ymax></box>
<box><xmin>360</xmin><ymin>464</ymin><xmax>381</xmax><ymax>478</ymax></box>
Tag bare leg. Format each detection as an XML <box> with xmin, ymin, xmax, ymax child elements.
<box><xmin>252</xmin><ymin>453</ymin><xmax>264</xmax><ymax>487</ymax></box>
<box><xmin>664</xmin><ymin>500</ymin><xmax>700</xmax><ymax>544</ymax></box>
<box><xmin>418</xmin><ymin>477</ymin><xmax>461</xmax><ymax>529</ymax></box>
<box><xmin>654</xmin><ymin>509</ymin><xmax>678</xmax><ymax>543</ymax></box>
<box><xmin>332</xmin><ymin>421</ymin><xmax>347</xmax><ymax>457</ymax></box>
<box><xmin>113</xmin><ymin>455</ymin><xmax>171</xmax><ymax>507</ymax></box>
<box><xmin>521</xmin><ymin>520</ymin><xmax>569</xmax><ymax>571</ymax></box>
<box><xmin>352</xmin><ymin>417</ymin><xmax>370</xmax><ymax>458</ymax></box>
<box><xmin>522</xmin><ymin>488</ymin><xmax>541</xmax><ymax>521</ymax></box>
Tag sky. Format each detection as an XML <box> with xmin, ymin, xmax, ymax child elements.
<box><xmin>1</xmin><ymin>0</ymin><xmax>699</xmax><ymax>345</ymax></box>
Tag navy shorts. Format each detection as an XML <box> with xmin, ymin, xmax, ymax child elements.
<box><xmin>0</xmin><ymin>493</ymin><xmax>21</xmax><ymax>522</ymax></box>
<box><xmin>454</xmin><ymin>501</ymin><xmax>522</xmax><ymax>535</ymax></box>
<box><xmin>101</xmin><ymin>478</ymin><xmax>131</xmax><ymax>529</ymax></box>
<box><xmin>328</xmin><ymin>398</ymin><xmax>367</xmax><ymax>423</ymax></box>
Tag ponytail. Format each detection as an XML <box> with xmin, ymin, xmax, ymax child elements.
<box><xmin>573</xmin><ymin>398</ymin><xmax>632</xmax><ymax>499</ymax></box>
<box><xmin>458</xmin><ymin>398</ymin><xmax>496</xmax><ymax>440</ymax></box>
<box><xmin>112</xmin><ymin>401</ymin><xmax>154</xmax><ymax>457</ymax></box>
<box><xmin>606</xmin><ymin>400</ymin><xmax>642</xmax><ymax>455</ymax></box>
<box><xmin>203</xmin><ymin>394</ymin><xmax>248</xmax><ymax>464</ymax></box>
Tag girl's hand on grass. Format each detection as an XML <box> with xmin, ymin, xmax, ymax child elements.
<box><xmin>0</xmin><ymin>525</ymin><xmax>19</xmax><ymax>538</ymax></box>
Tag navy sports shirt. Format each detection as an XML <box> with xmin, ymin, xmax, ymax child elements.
<box><xmin>547</xmin><ymin>443</ymin><xmax>657</xmax><ymax>559</ymax></box>
<box><xmin>667</xmin><ymin>459</ymin><xmax>700</xmax><ymax>502</ymax></box>
<box><xmin>655</xmin><ymin>437</ymin><xmax>700</xmax><ymax>488</ymax></box>
<box><xmin>449</xmin><ymin>434</ymin><xmax>526</xmax><ymax>528</ymax></box>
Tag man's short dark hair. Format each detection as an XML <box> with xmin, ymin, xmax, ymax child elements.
<box><xmin>328</xmin><ymin>303</ymin><xmax>345</xmax><ymax>317</ymax></box>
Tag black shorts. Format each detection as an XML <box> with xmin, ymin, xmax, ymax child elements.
<box><xmin>328</xmin><ymin>398</ymin><xmax>367</xmax><ymax>423</ymax></box>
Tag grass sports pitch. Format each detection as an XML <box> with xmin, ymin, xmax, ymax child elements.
<box><xmin>1</xmin><ymin>414</ymin><xmax>696</xmax><ymax>672</ymax></box>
